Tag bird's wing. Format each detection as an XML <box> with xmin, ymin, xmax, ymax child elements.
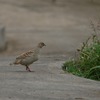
<box><xmin>16</xmin><ymin>50</ymin><xmax>34</xmax><ymax>59</ymax></box>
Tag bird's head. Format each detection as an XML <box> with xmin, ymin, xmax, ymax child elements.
<box><xmin>38</xmin><ymin>42</ymin><xmax>46</xmax><ymax>48</ymax></box>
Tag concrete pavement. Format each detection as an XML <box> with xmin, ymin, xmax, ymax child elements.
<box><xmin>0</xmin><ymin>56</ymin><xmax>100</xmax><ymax>100</ymax></box>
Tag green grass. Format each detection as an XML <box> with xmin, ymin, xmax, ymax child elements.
<box><xmin>62</xmin><ymin>34</ymin><xmax>100</xmax><ymax>81</ymax></box>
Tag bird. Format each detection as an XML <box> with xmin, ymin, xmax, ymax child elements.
<box><xmin>10</xmin><ymin>42</ymin><xmax>46</xmax><ymax>72</ymax></box>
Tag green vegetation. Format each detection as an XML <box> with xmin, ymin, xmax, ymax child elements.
<box><xmin>62</xmin><ymin>21</ymin><xmax>100</xmax><ymax>81</ymax></box>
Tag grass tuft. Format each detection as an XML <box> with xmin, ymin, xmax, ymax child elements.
<box><xmin>62</xmin><ymin>21</ymin><xmax>100</xmax><ymax>81</ymax></box>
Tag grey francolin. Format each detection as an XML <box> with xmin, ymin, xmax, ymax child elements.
<box><xmin>10</xmin><ymin>42</ymin><xmax>46</xmax><ymax>72</ymax></box>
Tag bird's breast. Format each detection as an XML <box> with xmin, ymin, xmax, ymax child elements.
<box><xmin>21</xmin><ymin>55</ymin><xmax>38</xmax><ymax>65</ymax></box>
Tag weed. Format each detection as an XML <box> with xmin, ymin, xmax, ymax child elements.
<box><xmin>62</xmin><ymin>21</ymin><xmax>100</xmax><ymax>81</ymax></box>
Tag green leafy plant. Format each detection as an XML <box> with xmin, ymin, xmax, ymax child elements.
<box><xmin>86</xmin><ymin>66</ymin><xmax>100</xmax><ymax>80</ymax></box>
<box><xmin>62</xmin><ymin>21</ymin><xmax>100</xmax><ymax>81</ymax></box>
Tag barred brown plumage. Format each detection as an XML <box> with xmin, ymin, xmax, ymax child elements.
<box><xmin>10</xmin><ymin>42</ymin><xmax>46</xmax><ymax>72</ymax></box>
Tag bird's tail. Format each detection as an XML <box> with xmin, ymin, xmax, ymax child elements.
<box><xmin>10</xmin><ymin>60</ymin><xmax>21</xmax><ymax>66</ymax></box>
<box><xmin>9</xmin><ymin>62</ymin><xmax>19</xmax><ymax>66</ymax></box>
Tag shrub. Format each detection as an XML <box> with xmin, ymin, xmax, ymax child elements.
<box><xmin>62</xmin><ymin>19</ymin><xmax>100</xmax><ymax>81</ymax></box>
<box><xmin>62</xmin><ymin>34</ymin><xmax>100</xmax><ymax>81</ymax></box>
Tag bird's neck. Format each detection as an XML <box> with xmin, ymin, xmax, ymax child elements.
<box><xmin>33</xmin><ymin>46</ymin><xmax>41</xmax><ymax>54</ymax></box>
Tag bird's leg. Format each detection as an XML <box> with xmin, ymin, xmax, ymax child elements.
<box><xmin>28</xmin><ymin>67</ymin><xmax>31</xmax><ymax>72</ymax></box>
<box><xmin>26</xmin><ymin>66</ymin><xmax>28</xmax><ymax>70</ymax></box>
<box><xmin>26</xmin><ymin>65</ymin><xmax>31</xmax><ymax>72</ymax></box>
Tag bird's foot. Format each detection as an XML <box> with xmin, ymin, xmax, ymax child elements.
<box><xmin>26</xmin><ymin>66</ymin><xmax>35</xmax><ymax>72</ymax></box>
<box><xmin>26</xmin><ymin>67</ymin><xmax>32</xmax><ymax>72</ymax></box>
<box><xmin>26</xmin><ymin>66</ymin><xmax>30</xmax><ymax>72</ymax></box>
<box><xmin>28</xmin><ymin>69</ymin><xmax>32</xmax><ymax>72</ymax></box>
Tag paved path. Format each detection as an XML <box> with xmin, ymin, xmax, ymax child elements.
<box><xmin>0</xmin><ymin>56</ymin><xmax>100</xmax><ymax>100</ymax></box>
